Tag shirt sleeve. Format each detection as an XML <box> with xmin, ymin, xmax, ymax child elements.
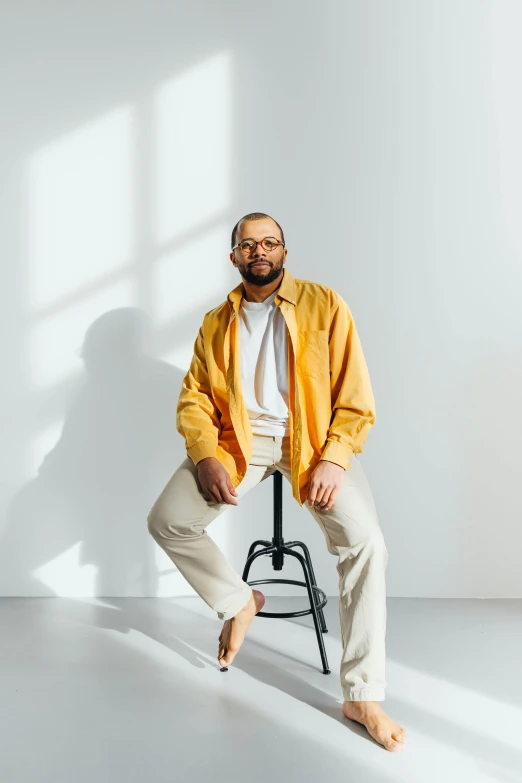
<box><xmin>176</xmin><ymin>322</ymin><xmax>221</xmax><ymax>465</ymax></box>
<box><xmin>319</xmin><ymin>291</ymin><xmax>376</xmax><ymax>469</ymax></box>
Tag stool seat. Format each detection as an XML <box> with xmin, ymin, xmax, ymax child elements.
<box><xmin>241</xmin><ymin>470</ymin><xmax>331</xmax><ymax>675</ymax></box>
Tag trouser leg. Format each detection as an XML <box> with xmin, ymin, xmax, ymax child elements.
<box><xmin>273</xmin><ymin>438</ymin><xmax>388</xmax><ymax>702</ymax></box>
<box><xmin>147</xmin><ymin>436</ymin><xmax>275</xmax><ymax>620</ymax></box>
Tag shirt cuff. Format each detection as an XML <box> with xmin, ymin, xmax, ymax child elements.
<box><xmin>319</xmin><ymin>440</ymin><xmax>354</xmax><ymax>470</ymax></box>
<box><xmin>187</xmin><ymin>441</ymin><xmax>218</xmax><ymax>465</ymax></box>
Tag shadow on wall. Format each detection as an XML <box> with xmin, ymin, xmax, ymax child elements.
<box><xmin>0</xmin><ymin>306</ymin><xmax>186</xmax><ymax>597</ymax></box>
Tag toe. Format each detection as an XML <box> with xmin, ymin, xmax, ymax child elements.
<box><xmin>224</xmin><ymin>648</ymin><xmax>237</xmax><ymax>666</ymax></box>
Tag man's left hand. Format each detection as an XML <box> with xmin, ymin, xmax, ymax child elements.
<box><xmin>307</xmin><ymin>460</ymin><xmax>345</xmax><ymax>511</ymax></box>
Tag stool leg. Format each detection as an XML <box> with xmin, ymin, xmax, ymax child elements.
<box><xmin>246</xmin><ymin>540</ymin><xmax>272</xmax><ymax>560</ymax></box>
<box><xmin>285</xmin><ymin>541</ymin><xmax>328</xmax><ymax>634</ymax></box>
<box><xmin>282</xmin><ymin>547</ymin><xmax>331</xmax><ymax>674</ymax></box>
<box><xmin>242</xmin><ymin>545</ymin><xmax>276</xmax><ymax>583</ymax></box>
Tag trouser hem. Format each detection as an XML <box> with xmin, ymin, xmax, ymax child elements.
<box><xmin>216</xmin><ymin>585</ymin><xmax>253</xmax><ymax>621</ymax></box>
<box><xmin>342</xmin><ymin>688</ymin><xmax>385</xmax><ymax>702</ymax></box>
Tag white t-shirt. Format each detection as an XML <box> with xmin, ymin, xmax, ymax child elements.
<box><xmin>238</xmin><ymin>287</ymin><xmax>290</xmax><ymax>437</ymax></box>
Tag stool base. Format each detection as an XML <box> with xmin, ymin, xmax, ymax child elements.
<box><xmin>242</xmin><ymin>540</ymin><xmax>331</xmax><ymax>675</ymax></box>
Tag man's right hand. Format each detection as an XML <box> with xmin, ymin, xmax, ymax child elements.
<box><xmin>196</xmin><ymin>457</ymin><xmax>239</xmax><ymax>505</ymax></box>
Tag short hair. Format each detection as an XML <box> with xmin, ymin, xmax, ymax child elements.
<box><xmin>231</xmin><ymin>212</ymin><xmax>285</xmax><ymax>250</ymax></box>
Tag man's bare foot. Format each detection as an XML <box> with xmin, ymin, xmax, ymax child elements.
<box><xmin>217</xmin><ymin>589</ymin><xmax>265</xmax><ymax>668</ymax></box>
<box><xmin>342</xmin><ymin>700</ymin><xmax>407</xmax><ymax>752</ymax></box>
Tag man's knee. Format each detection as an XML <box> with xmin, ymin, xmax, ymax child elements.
<box><xmin>147</xmin><ymin>466</ymin><xmax>197</xmax><ymax>540</ymax></box>
<box><xmin>347</xmin><ymin>527</ymin><xmax>387</xmax><ymax>560</ymax></box>
<box><xmin>147</xmin><ymin>502</ymin><xmax>205</xmax><ymax>542</ymax></box>
<box><xmin>147</xmin><ymin>505</ymin><xmax>164</xmax><ymax>539</ymax></box>
<box><xmin>147</xmin><ymin>504</ymin><xmax>182</xmax><ymax>540</ymax></box>
<box><xmin>366</xmin><ymin>529</ymin><xmax>388</xmax><ymax>563</ymax></box>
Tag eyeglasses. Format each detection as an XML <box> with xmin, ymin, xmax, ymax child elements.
<box><xmin>232</xmin><ymin>236</ymin><xmax>285</xmax><ymax>253</ymax></box>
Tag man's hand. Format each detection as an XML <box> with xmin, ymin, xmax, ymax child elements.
<box><xmin>307</xmin><ymin>459</ymin><xmax>345</xmax><ymax>511</ymax></box>
<box><xmin>197</xmin><ymin>457</ymin><xmax>239</xmax><ymax>505</ymax></box>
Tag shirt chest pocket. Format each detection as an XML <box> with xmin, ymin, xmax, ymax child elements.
<box><xmin>297</xmin><ymin>329</ymin><xmax>330</xmax><ymax>378</ymax></box>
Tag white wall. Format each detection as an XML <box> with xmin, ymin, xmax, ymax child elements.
<box><xmin>1</xmin><ymin>0</ymin><xmax>520</xmax><ymax>599</ymax></box>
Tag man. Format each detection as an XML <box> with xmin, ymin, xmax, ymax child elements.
<box><xmin>147</xmin><ymin>213</ymin><xmax>407</xmax><ymax>752</ymax></box>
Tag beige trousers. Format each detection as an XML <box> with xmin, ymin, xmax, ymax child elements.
<box><xmin>147</xmin><ymin>433</ymin><xmax>389</xmax><ymax>702</ymax></box>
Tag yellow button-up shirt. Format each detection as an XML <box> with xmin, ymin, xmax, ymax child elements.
<box><xmin>176</xmin><ymin>267</ymin><xmax>376</xmax><ymax>507</ymax></box>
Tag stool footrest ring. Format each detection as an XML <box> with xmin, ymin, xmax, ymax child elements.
<box><xmin>246</xmin><ymin>578</ymin><xmax>328</xmax><ymax>619</ymax></box>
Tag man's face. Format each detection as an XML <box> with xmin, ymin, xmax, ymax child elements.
<box><xmin>230</xmin><ymin>219</ymin><xmax>287</xmax><ymax>286</ymax></box>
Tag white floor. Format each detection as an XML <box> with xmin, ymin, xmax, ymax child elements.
<box><xmin>1</xmin><ymin>596</ymin><xmax>521</xmax><ymax>783</ymax></box>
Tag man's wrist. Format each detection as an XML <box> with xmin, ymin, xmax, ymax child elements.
<box><xmin>320</xmin><ymin>459</ymin><xmax>346</xmax><ymax>470</ymax></box>
<box><xmin>196</xmin><ymin>456</ymin><xmax>218</xmax><ymax>467</ymax></box>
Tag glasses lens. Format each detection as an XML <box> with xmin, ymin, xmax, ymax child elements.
<box><xmin>238</xmin><ymin>237</ymin><xmax>280</xmax><ymax>252</ymax></box>
<box><xmin>261</xmin><ymin>237</ymin><xmax>280</xmax><ymax>251</ymax></box>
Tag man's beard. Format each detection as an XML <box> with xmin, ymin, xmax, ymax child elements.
<box><xmin>238</xmin><ymin>260</ymin><xmax>283</xmax><ymax>286</ymax></box>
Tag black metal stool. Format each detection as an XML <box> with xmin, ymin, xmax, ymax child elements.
<box><xmin>241</xmin><ymin>470</ymin><xmax>331</xmax><ymax>674</ymax></box>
